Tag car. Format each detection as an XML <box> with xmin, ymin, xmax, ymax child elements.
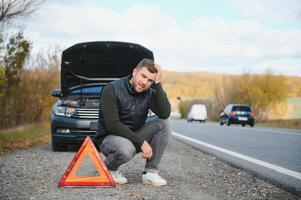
<box><xmin>187</xmin><ymin>104</ymin><xmax>207</xmax><ymax>123</ymax></box>
<box><xmin>219</xmin><ymin>104</ymin><xmax>255</xmax><ymax>127</ymax></box>
<box><xmin>51</xmin><ymin>41</ymin><xmax>154</xmax><ymax>151</ymax></box>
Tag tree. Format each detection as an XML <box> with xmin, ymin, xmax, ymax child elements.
<box><xmin>0</xmin><ymin>32</ymin><xmax>30</xmax><ymax>127</ymax></box>
<box><xmin>211</xmin><ymin>71</ymin><xmax>289</xmax><ymax>120</ymax></box>
<box><xmin>252</xmin><ymin>73</ymin><xmax>288</xmax><ymax>119</ymax></box>
<box><xmin>0</xmin><ymin>0</ymin><xmax>45</xmax><ymax>23</ymax></box>
<box><xmin>211</xmin><ymin>75</ymin><xmax>237</xmax><ymax>110</ymax></box>
<box><xmin>0</xmin><ymin>0</ymin><xmax>46</xmax><ymax>43</ymax></box>
<box><xmin>230</xmin><ymin>72</ymin><xmax>289</xmax><ymax>119</ymax></box>
<box><xmin>0</xmin><ymin>0</ymin><xmax>46</xmax><ymax>128</ymax></box>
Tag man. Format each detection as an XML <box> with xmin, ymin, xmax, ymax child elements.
<box><xmin>96</xmin><ymin>58</ymin><xmax>171</xmax><ymax>186</ymax></box>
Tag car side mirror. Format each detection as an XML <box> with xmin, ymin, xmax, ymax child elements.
<box><xmin>51</xmin><ymin>89</ymin><xmax>62</xmax><ymax>97</ymax></box>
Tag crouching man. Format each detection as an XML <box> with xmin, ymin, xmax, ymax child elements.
<box><xmin>96</xmin><ymin>58</ymin><xmax>171</xmax><ymax>186</ymax></box>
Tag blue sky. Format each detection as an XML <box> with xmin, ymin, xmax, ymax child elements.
<box><xmin>26</xmin><ymin>0</ymin><xmax>301</xmax><ymax>75</ymax></box>
<box><xmin>100</xmin><ymin>0</ymin><xmax>299</xmax><ymax>27</ymax></box>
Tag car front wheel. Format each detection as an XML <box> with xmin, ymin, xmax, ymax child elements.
<box><xmin>51</xmin><ymin>126</ymin><xmax>65</xmax><ymax>151</ymax></box>
<box><xmin>51</xmin><ymin>135</ymin><xmax>60</xmax><ymax>151</ymax></box>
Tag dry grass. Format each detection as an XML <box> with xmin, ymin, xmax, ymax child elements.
<box><xmin>0</xmin><ymin>124</ymin><xmax>37</xmax><ymax>134</ymax></box>
<box><xmin>0</xmin><ymin>122</ymin><xmax>50</xmax><ymax>156</ymax></box>
<box><xmin>258</xmin><ymin>119</ymin><xmax>301</xmax><ymax>129</ymax></box>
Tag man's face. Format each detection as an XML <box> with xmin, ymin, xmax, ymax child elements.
<box><xmin>131</xmin><ymin>67</ymin><xmax>157</xmax><ymax>93</ymax></box>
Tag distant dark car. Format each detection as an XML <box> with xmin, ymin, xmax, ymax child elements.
<box><xmin>219</xmin><ymin>104</ymin><xmax>255</xmax><ymax>127</ymax></box>
<box><xmin>51</xmin><ymin>41</ymin><xmax>154</xmax><ymax>151</ymax></box>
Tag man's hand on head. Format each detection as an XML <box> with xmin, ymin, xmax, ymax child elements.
<box><xmin>154</xmin><ymin>63</ymin><xmax>162</xmax><ymax>84</ymax></box>
<box><xmin>141</xmin><ymin>140</ymin><xmax>153</xmax><ymax>160</ymax></box>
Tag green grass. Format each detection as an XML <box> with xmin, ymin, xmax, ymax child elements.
<box><xmin>0</xmin><ymin>122</ymin><xmax>50</xmax><ymax>156</ymax></box>
<box><xmin>285</xmin><ymin>97</ymin><xmax>301</xmax><ymax>119</ymax></box>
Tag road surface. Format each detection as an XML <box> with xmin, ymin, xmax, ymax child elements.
<box><xmin>171</xmin><ymin>119</ymin><xmax>301</xmax><ymax>195</ymax></box>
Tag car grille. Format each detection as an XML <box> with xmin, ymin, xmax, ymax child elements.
<box><xmin>73</xmin><ymin>108</ymin><xmax>99</xmax><ymax>119</ymax></box>
<box><xmin>69</xmin><ymin>128</ymin><xmax>96</xmax><ymax>136</ymax></box>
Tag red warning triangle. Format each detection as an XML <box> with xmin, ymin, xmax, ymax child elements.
<box><xmin>58</xmin><ymin>136</ymin><xmax>116</xmax><ymax>187</ymax></box>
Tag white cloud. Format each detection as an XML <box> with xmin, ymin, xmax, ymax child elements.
<box><xmin>253</xmin><ymin>58</ymin><xmax>301</xmax><ymax>76</ymax></box>
<box><xmin>231</xmin><ymin>0</ymin><xmax>301</xmax><ymax>20</ymax></box>
<box><xmin>24</xmin><ymin>2</ymin><xmax>301</xmax><ymax>76</ymax></box>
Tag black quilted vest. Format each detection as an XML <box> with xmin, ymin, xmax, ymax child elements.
<box><xmin>96</xmin><ymin>76</ymin><xmax>153</xmax><ymax>138</ymax></box>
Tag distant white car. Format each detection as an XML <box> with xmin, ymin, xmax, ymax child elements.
<box><xmin>187</xmin><ymin>104</ymin><xmax>207</xmax><ymax>123</ymax></box>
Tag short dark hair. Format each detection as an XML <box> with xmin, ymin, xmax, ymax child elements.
<box><xmin>136</xmin><ymin>58</ymin><xmax>158</xmax><ymax>73</ymax></box>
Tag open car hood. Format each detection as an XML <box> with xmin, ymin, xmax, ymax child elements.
<box><xmin>61</xmin><ymin>41</ymin><xmax>154</xmax><ymax>96</ymax></box>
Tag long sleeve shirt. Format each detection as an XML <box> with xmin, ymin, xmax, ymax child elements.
<box><xmin>100</xmin><ymin>82</ymin><xmax>171</xmax><ymax>150</ymax></box>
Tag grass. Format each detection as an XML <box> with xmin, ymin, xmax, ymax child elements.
<box><xmin>257</xmin><ymin>119</ymin><xmax>301</xmax><ymax>129</ymax></box>
<box><xmin>0</xmin><ymin>122</ymin><xmax>50</xmax><ymax>156</ymax></box>
<box><xmin>284</xmin><ymin>97</ymin><xmax>301</xmax><ymax>119</ymax></box>
<box><xmin>252</xmin><ymin>97</ymin><xmax>301</xmax><ymax>129</ymax></box>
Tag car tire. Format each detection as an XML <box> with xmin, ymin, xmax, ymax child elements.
<box><xmin>51</xmin><ymin>126</ymin><xmax>65</xmax><ymax>151</ymax></box>
<box><xmin>51</xmin><ymin>136</ymin><xmax>60</xmax><ymax>151</ymax></box>
<box><xmin>242</xmin><ymin>124</ymin><xmax>245</xmax><ymax>127</ymax></box>
<box><xmin>51</xmin><ymin>138</ymin><xmax>66</xmax><ymax>151</ymax></box>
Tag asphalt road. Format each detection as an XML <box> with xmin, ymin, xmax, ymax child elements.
<box><xmin>171</xmin><ymin>119</ymin><xmax>301</xmax><ymax>195</ymax></box>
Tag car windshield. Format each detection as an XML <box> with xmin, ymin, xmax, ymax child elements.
<box><xmin>70</xmin><ymin>86</ymin><xmax>103</xmax><ymax>95</ymax></box>
<box><xmin>232</xmin><ymin>106</ymin><xmax>251</xmax><ymax>112</ymax></box>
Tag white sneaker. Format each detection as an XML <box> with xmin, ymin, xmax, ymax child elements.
<box><xmin>142</xmin><ymin>172</ymin><xmax>167</xmax><ymax>186</ymax></box>
<box><xmin>109</xmin><ymin>170</ymin><xmax>127</xmax><ymax>184</ymax></box>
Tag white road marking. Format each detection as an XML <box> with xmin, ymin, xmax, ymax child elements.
<box><xmin>249</xmin><ymin>127</ymin><xmax>301</xmax><ymax>136</ymax></box>
<box><xmin>172</xmin><ymin>131</ymin><xmax>301</xmax><ymax>180</ymax></box>
<box><xmin>203</xmin><ymin>122</ymin><xmax>301</xmax><ymax>136</ymax></box>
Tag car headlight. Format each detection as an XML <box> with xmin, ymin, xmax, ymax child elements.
<box><xmin>53</xmin><ymin>106</ymin><xmax>76</xmax><ymax>117</ymax></box>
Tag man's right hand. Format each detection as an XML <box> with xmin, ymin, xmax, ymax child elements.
<box><xmin>154</xmin><ymin>63</ymin><xmax>162</xmax><ymax>84</ymax></box>
<box><xmin>141</xmin><ymin>140</ymin><xmax>153</xmax><ymax>160</ymax></box>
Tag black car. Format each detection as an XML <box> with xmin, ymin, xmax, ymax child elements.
<box><xmin>219</xmin><ymin>104</ymin><xmax>255</xmax><ymax>127</ymax></box>
<box><xmin>51</xmin><ymin>41</ymin><xmax>154</xmax><ymax>151</ymax></box>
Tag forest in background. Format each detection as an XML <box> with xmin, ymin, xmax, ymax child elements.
<box><xmin>1</xmin><ymin>57</ymin><xmax>301</xmax><ymax>129</ymax></box>
<box><xmin>162</xmin><ymin>70</ymin><xmax>301</xmax><ymax>121</ymax></box>
<box><xmin>163</xmin><ymin>71</ymin><xmax>301</xmax><ymax>99</ymax></box>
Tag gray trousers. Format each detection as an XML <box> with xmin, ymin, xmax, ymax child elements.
<box><xmin>99</xmin><ymin>118</ymin><xmax>171</xmax><ymax>172</ymax></box>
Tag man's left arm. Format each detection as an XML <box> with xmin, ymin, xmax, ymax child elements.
<box><xmin>149</xmin><ymin>63</ymin><xmax>171</xmax><ymax>119</ymax></box>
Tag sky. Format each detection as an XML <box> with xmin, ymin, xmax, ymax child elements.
<box><xmin>24</xmin><ymin>0</ymin><xmax>301</xmax><ymax>76</ymax></box>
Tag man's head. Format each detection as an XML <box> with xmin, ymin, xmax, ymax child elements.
<box><xmin>130</xmin><ymin>59</ymin><xmax>158</xmax><ymax>93</ymax></box>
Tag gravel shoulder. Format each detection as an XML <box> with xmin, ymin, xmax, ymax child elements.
<box><xmin>0</xmin><ymin>137</ymin><xmax>300</xmax><ymax>200</ymax></box>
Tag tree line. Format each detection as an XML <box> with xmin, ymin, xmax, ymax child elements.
<box><xmin>163</xmin><ymin>71</ymin><xmax>301</xmax><ymax>121</ymax></box>
<box><xmin>211</xmin><ymin>72</ymin><xmax>290</xmax><ymax>120</ymax></box>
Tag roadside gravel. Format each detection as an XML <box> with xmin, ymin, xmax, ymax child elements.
<box><xmin>0</xmin><ymin>137</ymin><xmax>299</xmax><ymax>200</ymax></box>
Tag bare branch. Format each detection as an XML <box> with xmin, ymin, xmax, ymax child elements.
<box><xmin>0</xmin><ymin>0</ymin><xmax>46</xmax><ymax>23</ymax></box>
